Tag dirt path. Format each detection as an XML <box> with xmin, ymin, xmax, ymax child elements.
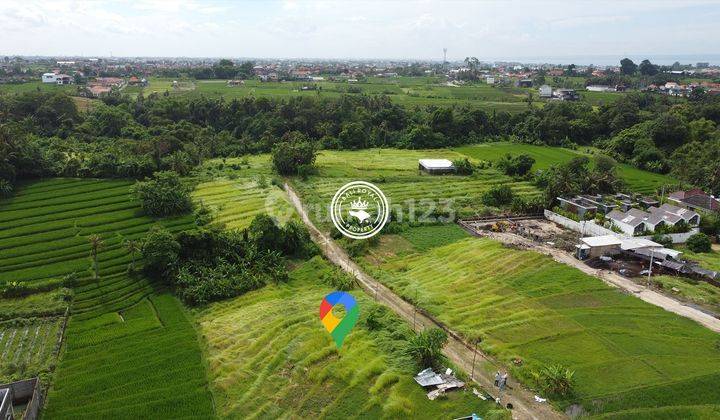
<box><xmin>475</xmin><ymin>230</ymin><xmax>720</xmax><ymax>334</ymax></box>
<box><xmin>285</xmin><ymin>183</ymin><xmax>564</xmax><ymax>420</ymax></box>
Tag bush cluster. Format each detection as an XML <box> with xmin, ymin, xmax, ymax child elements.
<box><xmin>141</xmin><ymin>215</ymin><xmax>316</xmax><ymax>305</ymax></box>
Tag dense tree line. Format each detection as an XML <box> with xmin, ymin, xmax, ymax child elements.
<box><xmin>141</xmin><ymin>215</ymin><xmax>317</xmax><ymax>305</ymax></box>
<box><xmin>1</xmin><ymin>89</ymin><xmax>720</xmax><ymax>195</ymax></box>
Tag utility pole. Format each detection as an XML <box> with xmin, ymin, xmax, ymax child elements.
<box><xmin>647</xmin><ymin>249</ymin><xmax>654</xmax><ymax>287</ymax></box>
<box><xmin>413</xmin><ymin>287</ymin><xmax>418</xmax><ymax>330</ymax></box>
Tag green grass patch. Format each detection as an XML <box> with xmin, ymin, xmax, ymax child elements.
<box><xmin>679</xmin><ymin>246</ymin><xmax>720</xmax><ymax>272</ymax></box>
<box><xmin>360</xmin><ymin>230</ymin><xmax>720</xmax><ymax>416</ymax></box>
<box><xmin>400</xmin><ymin>224</ymin><xmax>469</xmax><ymax>252</ymax></box>
<box><xmin>454</xmin><ymin>142</ymin><xmax>676</xmax><ymax>194</ymax></box>
<box><xmin>292</xmin><ymin>148</ymin><xmax>541</xmax><ymax>229</ymax></box>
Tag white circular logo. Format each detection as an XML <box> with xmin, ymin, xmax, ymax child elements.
<box><xmin>330</xmin><ymin>181</ymin><xmax>389</xmax><ymax>239</ymax></box>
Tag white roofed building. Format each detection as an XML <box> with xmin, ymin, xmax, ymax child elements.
<box><xmin>418</xmin><ymin>159</ymin><xmax>456</xmax><ymax>174</ymax></box>
<box><xmin>576</xmin><ymin>235</ymin><xmax>622</xmax><ymax>259</ymax></box>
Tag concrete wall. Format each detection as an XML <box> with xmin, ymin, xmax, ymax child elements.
<box><xmin>546</xmin><ymin>210</ymin><xmax>700</xmax><ymax>244</ymax></box>
<box><xmin>638</xmin><ymin>228</ymin><xmax>700</xmax><ymax>244</ymax></box>
<box><xmin>0</xmin><ymin>378</ymin><xmax>42</xmax><ymax>420</ymax></box>
<box><xmin>544</xmin><ymin>210</ymin><xmax>620</xmax><ymax>237</ymax></box>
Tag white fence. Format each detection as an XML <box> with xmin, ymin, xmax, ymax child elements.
<box><xmin>544</xmin><ymin>210</ymin><xmax>621</xmax><ymax>237</ymax></box>
<box><xmin>638</xmin><ymin>228</ymin><xmax>700</xmax><ymax>244</ymax></box>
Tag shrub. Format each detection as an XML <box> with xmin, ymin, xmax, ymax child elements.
<box><xmin>131</xmin><ymin>171</ymin><xmax>192</xmax><ymax>217</ymax></box>
<box><xmin>161</xmin><ymin>215</ymin><xmax>313</xmax><ymax>305</ymax></box>
<box><xmin>404</xmin><ymin>328</ymin><xmax>448</xmax><ymax>369</ymax></box>
<box><xmin>687</xmin><ymin>233</ymin><xmax>712</xmax><ymax>253</ymax></box>
<box><xmin>452</xmin><ymin>158</ymin><xmax>474</xmax><ymax>175</ymax></box>
<box><xmin>282</xmin><ymin>220</ymin><xmax>317</xmax><ymax>257</ymax></box>
<box><xmin>511</xmin><ymin>196</ymin><xmax>544</xmax><ymax>214</ymax></box>
<box><xmin>0</xmin><ymin>179</ymin><xmax>12</xmax><ymax>198</ymax></box>
<box><xmin>652</xmin><ymin>233</ymin><xmax>673</xmax><ymax>248</ymax></box>
<box><xmin>533</xmin><ymin>364</ymin><xmax>575</xmax><ymax>398</ymax></box>
<box><xmin>248</xmin><ymin>214</ymin><xmax>284</xmax><ymax>252</ymax></box>
<box><xmin>365</xmin><ymin>305</ymin><xmax>393</xmax><ymax>331</ymax></box>
<box><xmin>345</xmin><ymin>238</ymin><xmax>370</xmax><ymax>257</ymax></box>
<box><xmin>497</xmin><ymin>153</ymin><xmax>535</xmax><ymax>177</ymax></box>
<box><xmin>193</xmin><ymin>201</ymin><xmax>213</xmax><ymax>226</ymax></box>
<box><xmin>297</xmin><ymin>164</ymin><xmax>318</xmax><ymax>180</ymax></box>
<box><xmin>175</xmin><ymin>261</ymin><xmax>267</xmax><ymax>305</ymax></box>
<box><xmin>321</xmin><ymin>267</ymin><xmax>357</xmax><ymax>291</ymax></box>
<box><xmin>482</xmin><ymin>185</ymin><xmax>514</xmax><ymax>207</ymax></box>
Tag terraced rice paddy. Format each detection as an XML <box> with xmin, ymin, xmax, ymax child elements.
<box><xmin>193</xmin><ymin>256</ymin><xmax>501</xmax><ymax>419</ymax></box>
<box><xmin>292</xmin><ymin>149</ymin><xmax>541</xmax><ymax>228</ymax></box>
<box><xmin>0</xmin><ymin>178</ymin><xmax>213</xmax><ymax>419</ymax></box>
<box><xmin>191</xmin><ymin>155</ymin><xmax>296</xmax><ymax>229</ymax></box>
<box><xmin>361</xmin><ymin>234</ymin><xmax>720</xmax><ymax>417</ymax></box>
<box><xmin>193</xmin><ymin>178</ymin><xmax>294</xmax><ymax>229</ymax></box>
<box><xmin>0</xmin><ymin>178</ymin><xmax>191</xmax><ymax>285</ymax></box>
<box><xmin>454</xmin><ymin>142</ymin><xmax>676</xmax><ymax>194</ymax></box>
<box><xmin>45</xmin><ymin>294</ymin><xmax>214</xmax><ymax>419</ymax></box>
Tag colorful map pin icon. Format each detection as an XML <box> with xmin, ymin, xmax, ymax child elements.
<box><xmin>319</xmin><ymin>291</ymin><xmax>359</xmax><ymax>348</ymax></box>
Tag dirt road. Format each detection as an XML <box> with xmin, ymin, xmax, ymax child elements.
<box><xmin>285</xmin><ymin>183</ymin><xmax>564</xmax><ymax>420</ymax></box>
<box><xmin>476</xmin><ymin>230</ymin><xmax>720</xmax><ymax>334</ymax></box>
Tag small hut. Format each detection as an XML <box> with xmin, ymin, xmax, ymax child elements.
<box><xmin>418</xmin><ymin>159</ymin><xmax>456</xmax><ymax>175</ymax></box>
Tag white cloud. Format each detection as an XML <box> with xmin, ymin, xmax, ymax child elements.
<box><xmin>0</xmin><ymin>0</ymin><xmax>718</xmax><ymax>60</ymax></box>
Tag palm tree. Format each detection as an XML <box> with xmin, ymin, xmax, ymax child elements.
<box><xmin>88</xmin><ymin>234</ymin><xmax>105</xmax><ymax>280</ymax></box>
<box><xmin>124</xmin><ymin>239</ymin><xmax>141</xmax><ymax>271</ymax></box>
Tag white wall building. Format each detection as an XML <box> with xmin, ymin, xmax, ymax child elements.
<box><xmin>42</xmin><ymin>73</ymin><xmax>58</xmax><ymax>83</ymax></box>
<box><xmin>539</xmin><ymin>84</ymin><xmax>552</xmax><ymax>98</ymax></box>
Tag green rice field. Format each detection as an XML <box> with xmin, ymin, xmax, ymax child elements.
<box><xmin>193</xmin><ymin>256</ymin><xmax>503</xmax><ymax>419</ymax></box>
<box><xmin>1</xmin><ymin>75</ymin><xmax>630</xmax><ymax>113</ymax></box>
<box><xmin>192</xmin><ymin>155</ymin><xmax>296</xmax><ymax>230</ymax></box>
<box><xmin>0</xmin><ymin>81</ymin><xmax>76</xmax><ymax>95</ymax></box>
<box><xmin>360</xmin><ymin>233</ymin><xmax>720</xmax><ymax>417</ymax></box>
<box><xmin>292</xmin><ymin>148</ymin><xmax>542</xmax><ymax>228</ymax></box>
<box><xmin>0</xmin><ymin>178</ymin><xmax>213</xmax><ymax>419</ymax></box>
<box><xmin>455</xmin><ymin>142</ymin><xmax>677</xmax><ymax>194</ymax></box>
<box><xmin>135</xmin><ymin>77</ymin><xmax>534</xmax><ymax>112</ymax></box>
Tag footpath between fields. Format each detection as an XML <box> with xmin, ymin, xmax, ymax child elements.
<box><xmin>284</xmin><ymin>183</ymin><xmax>565</xmax><ymax>420</ymax></box>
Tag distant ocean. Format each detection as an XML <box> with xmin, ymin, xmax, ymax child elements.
<box><xmin>487</xmin><ymin>54</ymin><xmax>720</xmax><ymax>66</ymax></box>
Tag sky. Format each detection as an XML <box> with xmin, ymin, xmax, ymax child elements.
<box><xmin>1</xmin><ymin>0</ymin><xmax>720</xmax><ymax>64</ymax></box>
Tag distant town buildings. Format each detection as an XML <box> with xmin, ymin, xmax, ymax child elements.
<box><xmin>668</xmin><ymin>189</ymin><xmax>720</xmax><ymax>212</ymax></box>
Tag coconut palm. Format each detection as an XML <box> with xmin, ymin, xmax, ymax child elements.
<box><xmin>124</xmin><ymin>239</ymin><xmax>141</xmax><ymax>270</ymax></box>
<box><xmin>88</xmin><ymin>234</ymin><xmax>105</xmax><ymax>280</ymax></box>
